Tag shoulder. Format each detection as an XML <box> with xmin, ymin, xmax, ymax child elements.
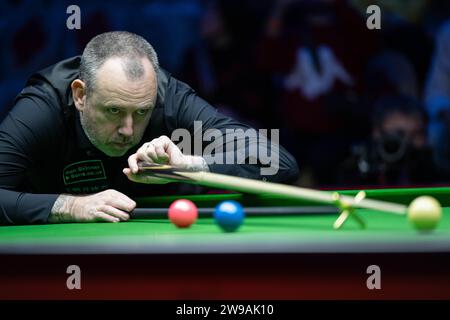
<box><xmin>16</xmin><ymin>56</ymin><xmax>80</xmax><ymax>114</ymax></box>
<box><xmin>2</xmin><ymin>57</ymin><xmax>81</xmax><ymax>144</ymax></box>
<box><xmin>3</xmin><ymin>93</ymin><xmax>68</xmax><ymax>144</ymax></box>
<box><xmin>155</xmin><ymin>68</ymin><xmax>201</xmax><ymax>124</ymax></box>
<box><xmin>156</xmin><ymin>68</ymin><xmax>197</xmax><ymax>105</ymax></box>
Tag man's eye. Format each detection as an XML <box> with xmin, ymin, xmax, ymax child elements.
<box><xmin>136</xmin><ymin>109</ymin><xmax>149</xmax><ymax>116</ymax></box>
<box><xmin>107</xmin><ymin>108</ymin><xmax>120</xmax><ymax>115</ymax></box>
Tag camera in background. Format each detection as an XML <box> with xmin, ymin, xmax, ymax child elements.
<box><xmin>339</xmin><ymin>95</ymin><xmax>445</xmax><ymax>186</ymax></box>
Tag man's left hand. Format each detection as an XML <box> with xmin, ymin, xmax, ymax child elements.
<box><xmin>123</xmin><ymin>135</ymin><xmax>208</xmax><ymax>184</ymax></box>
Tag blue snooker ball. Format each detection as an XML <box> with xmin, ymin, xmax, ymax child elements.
<box><xmin>214</xmin><ymin>200</ymin><xmax>245</xmax><ymax>232</ymax></box>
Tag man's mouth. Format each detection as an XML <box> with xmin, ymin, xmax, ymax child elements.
<box><xmin>112</xmin><ymin>142</ymin><xmax>131</xmax><ymax>148</ymax></box>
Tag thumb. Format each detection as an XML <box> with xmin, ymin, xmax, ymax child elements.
<box><xmin>123</xmin><ymin>168</ymin><xmax>134</xmax><ymax>181</ymax></box>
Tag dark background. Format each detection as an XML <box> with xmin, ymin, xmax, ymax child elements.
<box><xmin>1</xmin><ymin>0</ymin><xmax>450</xmax><ymax>188</ymax></box>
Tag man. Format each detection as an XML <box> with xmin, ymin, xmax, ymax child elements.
<box><xmin>424</xmin><ymin>19</ymin><xmax>450</xmax><ymax>174</ymax></box>
<box><xmin>338</xmin><ymin>95</ymin><xmax>442</xmax><ymax>186</ymax></box>
<box><xmin>0</xmin><ymin>31</ymin><xmax>298</xmax><ymax>225</ymax></box>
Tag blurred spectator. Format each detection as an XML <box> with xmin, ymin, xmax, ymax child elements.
<box><xmin>422</xmin><ymin>0</ymin><xmax>450</xmax><ymax>35</ymax></box>
<box><xmin>338</xmin><ymin>95</ymin><xmax>443</xmax><ymax>187</ymax></box>
<box><xmin>179</xmin><ymin>0</ymin><xmax>272</xmax><ymax>128</ymax></box>
<box><xmin>351</xmin><ymin>0</ymin><xmax>434</xmax><ymax>95</ymax></box>
<box><xmin>135</xmin><ymin>0</ymin><xmax>204</xmax><ymax>74</ymax></box>
<box><xmin>364</xmin><ymin>50</ymin><xmax>419</xmax><ymax>101</ymax></box>
<box><xmin>255</xmin><ymin>0</ymin><xmax>382</xmax><ymax>186</ymax></box>
<box><xmin>350</xmin><ymin>0</ymin><xmax>428</xmax><ymax>24</ymax></box>
<box><xmin>424</xmin><ymin>19</ymin><xmax>450</xmax><ymax>175</ymax></box>
<box><xmin>0</xmin><ymin>0</ymin><xmax>448</xmax><ymax>187</ymax></box>
<box><xmin>381</xmin><ymin>22</ymin><xmax>434</xmax><ymax>92</ymax></box>
<box><xmin>0</xmin><ymin>0</ymin><xmax>68</xmax><ymax>120</ymax></box>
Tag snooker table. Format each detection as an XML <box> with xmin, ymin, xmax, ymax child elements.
<box><xmin>1</xmin><ymin>186</ymin><xmax>450</xmax><ymax>300</ymax></box>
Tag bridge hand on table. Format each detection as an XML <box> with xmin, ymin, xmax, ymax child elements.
<box><xmin>123</xmin><ymin>135</ymin><xmax>208</xmax><ymax>184</ymax></box>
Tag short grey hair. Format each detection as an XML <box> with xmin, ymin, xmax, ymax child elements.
<box><xmin>80</xmin><ymin>31</ymin><xmax>160</xmax><ymax>96</ymax></box>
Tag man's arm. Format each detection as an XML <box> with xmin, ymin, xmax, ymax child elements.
<box><xmin>47</xmin><ymin>195</ymin><xmax>76</xmax><ymax>223</ymax></box>
<box><xmin>165</xmin><ymin>75</ymin><xmax>299</xmax><ymax>183</ymax></box>
<box><xmin>0</xmin><ymin>96</ymin><xmax>135</xmax><ymax>225</ymax></box>
<box><xmin>0</xmin><ymin>188</ymin><xmax>60</xmax><ymax>225</ymax></box>
<box><xmin>0</xmin><ymin>94</ymin><xmax>63</xmax><ymax>225</ymax></box>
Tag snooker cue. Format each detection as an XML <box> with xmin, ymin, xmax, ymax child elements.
<box><xmin>132</xmin><ymin>206</ymin><xmax>339</xmax><ymax>219</ymax></box>
<box><xmin>137</xmin><ymin>163</ymin><xmax>408</xmax><ymax>215</ymax></box>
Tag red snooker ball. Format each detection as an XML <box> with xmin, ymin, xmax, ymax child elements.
<box><xmin>168</xmin><ymin>199</ymin><xmax>198</xmax><ymax>228</ymax></box>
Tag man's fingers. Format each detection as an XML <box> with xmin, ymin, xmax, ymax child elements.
<box><xmin>123</xmin><ymin>168</ymin><xmax>171</xmax><ymax>184</ymax></box>
<box><xmin>107</xmin><ymin>196</ymin><xmax>136</xmax><ymax>213</ymax></box>
<box><xmin>154</xmin><ymin>145</ymin><xmax>169</xmax><ymax>163</ymax></box>
<box><xmin>142</xmin><ymin>144</ymin><xmax>157</xmax><ymax>162</ymax></box>
<box><xmin>99</xmin><ymin>205</ymin><xmax>130</xmax><ymax>221</ymax></box>
<box><xmin>123</xmin><ymin>168</ymin><xmax>135</xmax><ymax>181</ymax></box>
<box><xmin>100</xmin><ymin>189</ymin><xmax>136</xmax><ymax>212</ymax></box>
<box><xmin>126</xmin><ymin>136</ymin><xmax>187</xmax><ymax>177</ymax></box>
<box><xmin>127</xmin><ymin>154</ymin><xmax>140</xmax><ymax>174</ymax></box>
<box><xmin>92</xmin><ymin>211</ymin><xmax>120</xmax><ymax>223</ymax></box>
<box><xmin>146</xmin><ymin>143</ymin><xmax>168</xmax><ymax>163</ymax></box>
<box><xmin>167</xmin><ymin>142</ymin><xmax>185</xmax><ymax>166</ymax></box>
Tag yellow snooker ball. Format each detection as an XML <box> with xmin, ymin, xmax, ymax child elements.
<box><xmin>407</xmin><ymin>196</ymin><xmax>442</xmax><ymax>231</ymax></box>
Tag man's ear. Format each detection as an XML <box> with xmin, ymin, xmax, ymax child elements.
<box><xmin>71</xmin><ymin>79</ymin><xmax>87</xmax><ymax>112</ymax></box>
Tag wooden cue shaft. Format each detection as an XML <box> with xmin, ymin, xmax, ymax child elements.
<box><xmin>132</xmin><ymin>206</ymin><xmax>339</xmax><ymax>219</ymax></box>
<box><xmin>165</xmin><ymin>170</ymin><xmax>408</xmax><ymax>215</ymax></box>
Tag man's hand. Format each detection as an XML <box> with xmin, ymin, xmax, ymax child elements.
<box><xmin>123</xmin><ymin>135</ymin><xmax>209</xmax><ymax>184</ymax></box>
<box><xmin>48</xmin><ymin>190</ymin><xmax>136</xmax><ymax>223</ymax></box>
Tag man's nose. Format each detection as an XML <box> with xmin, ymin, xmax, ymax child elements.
<box><xmin>118</xmin><ymin>116</ymin><xmax>134</xmax><ymax>137</ymax></box>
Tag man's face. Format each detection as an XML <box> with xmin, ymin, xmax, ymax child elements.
<box><xmin>78</xmin><ymin>57</ymin><xmax>157</xmax><ymax>157</ymax></box>
<box><xmin>379</xmin><ymin>111</ymin><xmax>426</xmax><ymax>149</ymax></box>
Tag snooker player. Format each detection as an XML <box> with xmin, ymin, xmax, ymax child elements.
<box><xmin>0</xmin><ymin>31</ymin><xmax>298</xmax><ymax>225</ymax></box>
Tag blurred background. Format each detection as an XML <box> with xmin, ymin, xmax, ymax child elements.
<box><xmin>1</xmin><ymin>0</ymin><xmax>450</xmax><ymax>189</ymax></box>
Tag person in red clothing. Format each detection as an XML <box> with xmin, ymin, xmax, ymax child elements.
<box><xmin>256</xmin><ymin>0</ymin><xmax>382</xmax><ymax>186</ymax></box>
